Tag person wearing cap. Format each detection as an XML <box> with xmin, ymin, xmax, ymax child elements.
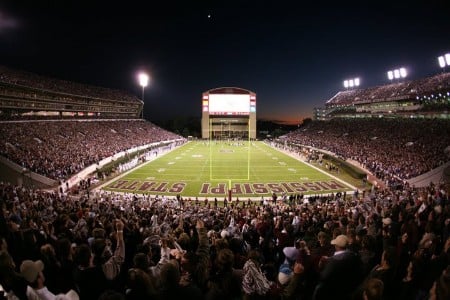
<box><xmin>20</xmin><ymin>259</ymin><xmax>79</xmax><ymax>300</ymax></box>
<box><xmin>312</xmin><ymin>234</ymin><xmax>363</xmax><ymax>300</ymax></box>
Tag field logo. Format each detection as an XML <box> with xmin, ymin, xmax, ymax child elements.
<box><xmin>108</xmin><ymin>179</ymin><xmax>346</xmax><ymax>195</ymax></box>
<box><xmin>199</xmin><ymin>180</ymin><xmax>347</xmax><ymax>195</ymax></box>
<box><xmin>109</xmin><ymin>180</ymin><xmax>186</xmax><ymax>193</ymax></box>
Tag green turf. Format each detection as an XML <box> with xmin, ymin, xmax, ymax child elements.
<box><xmin>103</xmin><ymin>141</ymin><xmax>354</xmax><ymax>198</ymax></box>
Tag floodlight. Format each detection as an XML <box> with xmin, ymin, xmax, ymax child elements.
<box><xmin>437</xmin><ymin>53</ymin><xmax>450</xmax><ymax>69</ymax></box>
<box><xmin>438</xmin><ymin>56</ymin><xmax>446</xmax><ymax>68</ymax></box>
<box><xmin>343</xmin><ymin>77</ymin><xmax>360</xmax><ymax>89</ymax></box>
<box><xmin>387</xmin><ymin>71</ymin><xmax>394</xmax><ymax>80</ymax></box>
<box><xmin>137</xmin><ymin>72</ymin><xmax>150</xmax><ymax>119</ymax></box>
<box><xmin>400</xmin><ymin>68</ymin><xmax>407</xmax><ymax>78</ymax></box>
<box><xmin>138</xmin><ymin>73</ymin><xmax>149</xmax><ymax>88</ymax></box>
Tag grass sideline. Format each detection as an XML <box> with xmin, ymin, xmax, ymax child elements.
<box><xmin>102</xmin><ymin>141</ymin><xmax>356</xmax><ymax>198</ymax></box>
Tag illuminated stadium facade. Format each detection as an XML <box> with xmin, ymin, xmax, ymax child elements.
<box><xmin>201</xmin><ymin>87</ymin><xmax>257</xmax><ymax>139</ymax></box>
<box><xmin>0</xmin><ymin>65</ymin><xmax>143</xmax><ymax>119</ymax></box>
<box><xmin>314</xmin><ymin>72</ymin><xmax>450</xmax><ymax>120</ymax></box>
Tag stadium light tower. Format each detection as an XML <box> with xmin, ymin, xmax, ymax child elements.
<box><xmin>438</xmin><ymin>53</ymin><xmax>450</xmax><ymax>71</ymax></box>
<box><xmin>343</xmin><ymin>77</ymin><xmax>360</xmax><ymax>90</ymax></box>
<box><xmin>387</xmin><ymin>67</ymin><xmax>407</xmax><ymax>81</ymax></box>
<box><xmin>138</xmin><ymin>72</ymin><xmax>149</xmax><ymax>119</ymax></box>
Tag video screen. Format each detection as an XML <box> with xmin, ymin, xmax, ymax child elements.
<box><xmin>208</xmin><ymin>94</ymin><xmax>250</xmax><ymax>115</ymax></box>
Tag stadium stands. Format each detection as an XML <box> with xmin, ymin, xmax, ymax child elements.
<box><xmin>0</xmin><ymin>65</ymin><xmax>143</xmax><ymax>119</ymax></box>
<box><xmin>282</xmin><ymin>118</ymin><xmax>450</xmax><ymax>184</ymax></box>
<box><xmin>326</xmin><ymin>72</ymin><xmax>450</xmax><ymax>106</ymax></box>
<box><xmin>0</xmin><ymin>65</ymin><xmax>140</xmax><ymax>103</ymax></box>
<box><xmin>0</xmin><ymin>174</ymin><xmax>448</xmax><ymax>299</ymax></box>
<box><xmin>0</xmin><ymin>66</ymin><xmax>449</xmax><ymax>300</ymax></box>
<box><xmin>320</xmin><ymin>72</ymin><xmax>450</xmax><ymax>119</ymax></box>
<box><xmin>0</xmin><ymin>120</ymin><xmax>182</xmax><ymax>181</ymax></box>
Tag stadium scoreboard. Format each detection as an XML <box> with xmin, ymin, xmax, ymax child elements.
<box><xmin>201</xmin><ymin>87</ymin><xmax>256</xmax><ymax>139</ymax></box>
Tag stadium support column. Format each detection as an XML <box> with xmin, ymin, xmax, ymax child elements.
<box><xmin>202</xmin><ymin>111</ymin><xmax>210</xmax><ymax>139</ymax></box>
<box><xmin>249</xmin><ymin>109</ymin><xmax>256</xmax><ymax>139</ymax></box>
<box><xmin>249</xmin><ymin>93</ymin><xmax>256</xmax><ymax>139</ymax></box>
<box><xmin>201</xmin><ymin>93</ymin><xmax>210</xmax><ymax>139</ymax></box>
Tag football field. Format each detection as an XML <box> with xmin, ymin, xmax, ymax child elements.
<box><xmin>103</xmin><ymin>141</ymin><xmax>354</xmax><ymax>198</ymax></box>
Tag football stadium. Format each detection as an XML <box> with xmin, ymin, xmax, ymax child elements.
<box><xmin>1</xmin><ymin>43</ymin><xmax>450</xmax><ymax>300</ymax></box>
<box><xmin>1</xmin><ymin>61</ymin><xmax>449</xmax><ymax>299</ymax></box>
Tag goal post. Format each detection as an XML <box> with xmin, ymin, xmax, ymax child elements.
<box><xmin>208</xmin><ymin>118</ymin><xmax>251</xmax><ymax>182</ymax></box>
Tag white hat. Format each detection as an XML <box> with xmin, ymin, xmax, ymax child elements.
<box><xmin>331</xmin><ymin>234</ymin><xmax>349</xmax><ymax>248</ymax></box>
<box><xmin>20</xmin><ymin>260</ymin><xmax>44</xmax><ymax>283</ymax></box>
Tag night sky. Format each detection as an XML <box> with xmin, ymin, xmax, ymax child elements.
<box><xmin>0</xmin><ymin>0</ymin><xmax>449</xmax><ymax>124</ymax></box>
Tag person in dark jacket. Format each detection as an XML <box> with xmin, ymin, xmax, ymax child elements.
<box><xmin>313</xmin><ymin>234</ymin><xmax>363</xmax><ymax>300</ymax></box>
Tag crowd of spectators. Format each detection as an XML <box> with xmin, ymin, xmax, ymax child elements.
<box><xmin>282</xmin><ymin>118</ymin><xmax>450</xmax><ymax>183</ymax></box>
<box><xmin>0</xmin><ymin>176</ymin><xmax>448</xmax><ymax>300</ymax></box>
<box><xmin>326</xmin><ymin>72</ymin><xmax>450</xmax><ymax>106</ymax></box>
<box><xmin>0</xmin><ymin>120</ymin><xmax>183</xmax><ymax>180</ymax></box>
<box><xmin>0</xmin><ymin>66</ymin><xmax>140</xmax><ymax>103</ymax></box>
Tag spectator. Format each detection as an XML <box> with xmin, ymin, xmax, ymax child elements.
<box><xmin>429</xmin><ymin>265</ymin><xmax>450</xmax><ymax>300</ymax></box>
<box><xmin>0</xmin><ymin>251</ymin><xmax>28</xmax><ymax>300</ymax></box>
<box><xmin>362</xmin><ymin>278</ymin><xmax>384</xmax><ymax>300</ymax></box>
<box><xmin>19</xmin><ymin>259</ymin><xmax>79</xmax><ymax>300</ymax></box>
<box><xmin>242</xmin><ymin>249</ymin><xmax>271</xmax><ymax>299</ymax></box>
<box><xmin>159</xmin><ymin>260</ymin><xmax>202</xmax><ymax>300</ymax></box>
<box><xmin>205</xmin><ymin>248</ymin><xmax>242</xmax><ymax>300</ymax></box>
<box><xmin>312</xmin><ymin>234</ymin><xmax>363</xmax><ymax>300</ymax></box>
